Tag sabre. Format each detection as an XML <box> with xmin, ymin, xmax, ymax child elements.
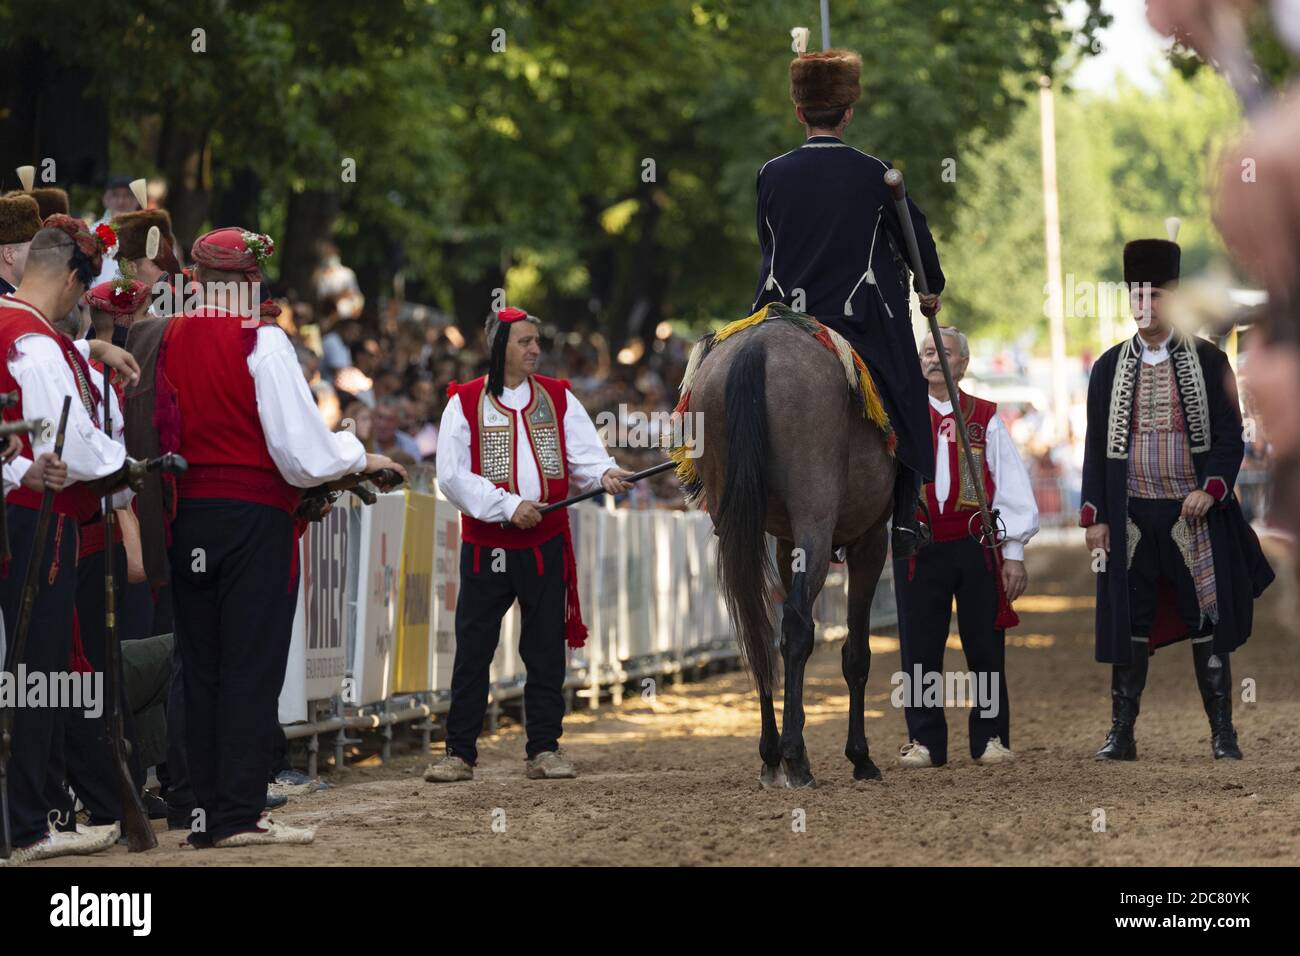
<box><xmin>0</xmin><ymin>396</ymin><xmax>71</xmax><ymax>860</ymax></box>
<box><xmin>539</xmin><ymin>460</ymin><xmax>676</xmax><ymax>515</ymax></box>
<box><xmin>100</xmin><ymin>364</ymin><xmax>156</xmax><ymax>852</ymax></box>
<box><xmin>883</xmin><ymin>168</ymin><xmax>1007</xmax><ymax>550</ymax></box>
<box><xmin>492</xmin><ymin>459</ymin><xmax>675</xmax><ymax>529</ymax></box>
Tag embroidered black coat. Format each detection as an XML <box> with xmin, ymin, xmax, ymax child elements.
<box><xmin>752</xmin><ymin>135</ymin><xmax>945</xmax><ymax>481</ymax></box>
<box><xmin>1080</xmin><ymin>333</ymin><xmax>1274</xmax><ymax>664</ymax></box>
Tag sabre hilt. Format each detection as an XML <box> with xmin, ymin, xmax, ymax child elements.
<box><xmin>0</xmin><ymin>418</ymin><xmax>47</xmax><ymax>439</ymax></box>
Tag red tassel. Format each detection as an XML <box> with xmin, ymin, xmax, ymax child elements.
<box><xmin>68</xmin><ymin>610</ymin><xmax>92</xmax><ymax>674</ymax></box>
<box><xmin>562</xmin><ymin>525</ymin><xmax>587</xmax><ymax>649</ymax></box>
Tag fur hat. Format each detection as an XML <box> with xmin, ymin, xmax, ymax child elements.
<box><xmin>29</xmin><ymin>187</ymin><xmax>70</xmax><ymax>220</ymax></box>
<box><xmin>0</xmin><ymin>194</ymin><xmax>43</xmax><ymax>244</ymax></box>
<box><xmin>113</xmin><ymin>208</ymin><xmax>176</xmax><ymax>261</ymax></box>
<box><xmin>1123</xmin><ymin>239</ymin><xmax>1181</xmax><ymax>289</ymax></box>
<box><xmin>789</xmin><ymin>49</ymin><xmax>862</xmax><ymax>112</ymax></box>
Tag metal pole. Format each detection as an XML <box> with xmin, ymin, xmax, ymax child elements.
<box><xmin>820</xmin><ymin>0</ymin><xmax>831</xmax><ymax>49</ymax></box>
<box><xmin>1038</xmin><ymin>75</ymin><xmax>1071</xmax><ymax>445</ymax></box>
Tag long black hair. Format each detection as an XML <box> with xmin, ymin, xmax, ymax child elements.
<box><xmin>486</xmin><ymin>318</ymin><xmax>510</xmax><ymax>397</ymax></box>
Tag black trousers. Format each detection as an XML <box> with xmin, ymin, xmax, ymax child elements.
<box><xmin>169</xmin><ymin>499</ymin><xmax>298</xmax><ymax>843</ymax></box>
<box><xmin>0</xmin><ymin>505</ymin><xmax>79</xmax><ymax>848</ymax></box>
<box><xmin>1127</xmin><ymin>498</ymin><xmax>1211</xmax><ymax>638</ymax></box>
<box><xmin>445</xmin><ymin>536</ymin><xmax>567</xmax><ymax>764</ymax></box>
<box><xmin>894</xmin><ymin>536</ymin><xmax>1010</xmax><ymax>765</ymax></box>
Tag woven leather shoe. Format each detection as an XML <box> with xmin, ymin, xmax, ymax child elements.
<box><xmin>525</xmin><ymin>750</ymin><xmax>577</xmax><ymax>779</ymax></box>
<box><xmin>424</xmin><ymin>754</ymin><xmax>474</xmax><ymax>782</ymax></box>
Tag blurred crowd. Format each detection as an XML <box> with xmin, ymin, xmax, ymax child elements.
<box><xmin>268</xmin><ymin>246</ymin><xmax>693</xmax><ymax>507</ymax></box>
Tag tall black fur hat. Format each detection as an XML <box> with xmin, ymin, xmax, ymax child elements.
<box><xmin>1123</xmin><ymin>217</ymin><xmax>1181</xmax><ymax>289</ymax></box>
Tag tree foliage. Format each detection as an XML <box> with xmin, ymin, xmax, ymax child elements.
<box><xmin>0</xmin><ymin>0</ymin><xmax>1105</xmax><ymax>339</ymax></box>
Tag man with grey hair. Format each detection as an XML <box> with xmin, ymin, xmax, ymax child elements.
<box><xmin>427</xmin><ymin>307</ymin><xmax>633</xmax><ymax>782</ymax></box>
<box><xmin>894</xmin><ymin>327</ymin><xmax>1039</xmax><ymax>768</ymax></box>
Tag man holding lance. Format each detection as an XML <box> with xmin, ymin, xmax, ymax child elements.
<box><xmin>142</xmin><ymin>226</ymin><xmax>403</xmax><ymax>847</ymax></box>
<box><xmin>425</xmin><ymin>308</ymin><xmax>634</xmax><ymax>783</ymax></box>
<box><xmin>751</xmin><ymin>46</ymin><xmax>946</xmax><ymax>558</ymax></box>
<box><xmin>1082</xmin><ymin>223</ymin><xmax>1274</xmax><ymax>761</ymax></box>
<box><xmin>0</xmin><ymin>215</ymin><xmax>143</xmax><ymax>864</ymax></box>
<box><xmin>894</xmin><ymin>327</ymin><xmax>1039</xmax><ymax>768</ymax></box>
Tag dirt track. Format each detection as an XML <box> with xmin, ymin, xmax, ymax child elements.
<box><xmin>38</xmin><ymin>538</ymin><xmax>1300</xmax><ymax>867</ymax></box>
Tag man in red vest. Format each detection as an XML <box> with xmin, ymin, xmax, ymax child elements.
<box><xmin>155</xmin><ymin>227</ymin><xmax>404</xmax><ymax>848</ymax></box>
<box><xmin>425</xmin><ymin>308</ymin><xmax>633</xmax><ymax>782</ymax></box>
<box><xmin>0</xmin><ymin>216</ymin><xmax>144</xmax><ymax>865</ymax></box>
<box><xmin>893</xmin><ymin>327</ymin><xmax>1039</xmax><ymax>768</ymax></box>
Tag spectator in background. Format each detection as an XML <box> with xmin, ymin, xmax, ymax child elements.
<box><xmin>374</xmin><ymin>399</ymin><xmax>420</xmax><ymax>464</ymax></box>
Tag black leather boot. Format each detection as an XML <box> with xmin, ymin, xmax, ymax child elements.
<box><xmin>1192</xmin><ymin>641</ymin><xmax>1242</xmax><ymax>760</ymax></box>
<box><xmin>1096</xmin><ymin>641</ymin><xmax>1149</xmax><ymax>760</ymax></box>
<box><xmin>890</xmin><ymin>468</ymin><xmax>931</xmax><ymax>559</ymax></box>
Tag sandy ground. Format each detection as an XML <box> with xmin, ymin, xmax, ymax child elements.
<box><xmin>37</xmin><ymin>539</ymin><xmax>1300</xmax><ymax>867</ymax></box>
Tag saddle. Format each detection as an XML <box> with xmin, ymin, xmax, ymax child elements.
<box><xmin>670</xmin><ymin>302</ymin><xmax>896</xmax><ymax>508</ymax></box>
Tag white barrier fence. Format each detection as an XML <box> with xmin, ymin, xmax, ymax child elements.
<box><xmin>278</xmin><ymin>487</ymin><xmax>897</xmax><ymax>766</ymax></box>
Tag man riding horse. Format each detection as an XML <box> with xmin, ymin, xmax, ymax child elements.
<box><xmin>751</xmin><ymin>47</ymin><xmax>945</xmax><ymax>558</ymax></box>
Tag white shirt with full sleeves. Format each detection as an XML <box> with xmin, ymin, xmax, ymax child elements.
<box><xmin>928</xmin><ymin>394</ymin><xmax>1040</xmax><ymax>561</ymax></box>
<box><xmin>246</xmin><ymin>321</ymin><xmax>367</xmax><ymax>487</ymax></box>
<box><xmin>436</xmin><ymin>379</ymin><xmax>616</xmax><ymax>525</ymax></box>
<box><xmin>0</xmin><ymin>300</ymin><xmax>126</xmax><ymax>485</ymax></box>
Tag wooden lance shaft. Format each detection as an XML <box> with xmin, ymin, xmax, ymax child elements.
<box><xmin>882</xmin><ymin>168</ymin><xmax>1001</xmax><ymax>550</ymax></box>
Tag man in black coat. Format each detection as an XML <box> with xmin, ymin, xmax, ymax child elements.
<box><xmin>752</xmin><ymin>48</ymin><xmax>945</xmax><ymax>558</ymax></box>
<box><xmin>1080</xmin><ymin>222</ymin><xmax>1274</xmax><ymax>761</ymax></box>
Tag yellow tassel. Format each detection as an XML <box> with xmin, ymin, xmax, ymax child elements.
<box><xmin>712</xmin><ymin>305</ymin><xmax>771</xmax><ymax>345</ymax></box>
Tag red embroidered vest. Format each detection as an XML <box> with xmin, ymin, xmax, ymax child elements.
<box><xmin>449</xmin><ymin>374</ymin><xmax>572</xmax><ymax>548</ymax></box>
<box><xmin>157</xmin><ymin>307</ymin><xmax>299</xmax><ymax>513</ymax></box>
<box><xmin>921</xmin><ymin>390</ymin><xmax>998</xmax><ymax>543</ymax></box>
<box><xmin>0</xmin><ymin>298</ymin><xmax>103</xmax><ymax>520</ymax></box>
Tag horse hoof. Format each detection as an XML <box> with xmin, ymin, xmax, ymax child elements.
<box><xmin>759</xmin><ymin>764</ymin><xmax>787</xmax><ymax>789</ymax></box>
<box><xmin>781</xmin><ymin>764</ymin><xmax>817</xmax><ymax>789</ymax></box>
<box><xmin>853</xmin><ymin>759</ymin><xmax>883</xmax><ymax>781</ymax></box>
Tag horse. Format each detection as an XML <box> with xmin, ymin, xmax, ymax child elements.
<box><xmin>683</xmin><ymin>314</ymin><xmax>897</xmax><ymax>788</ymax></box>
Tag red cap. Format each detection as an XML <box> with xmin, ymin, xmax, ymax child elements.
<box><xmin>84</xmin><ymin>279</ymin><xmax>150</xmax><ymax>316</ymax></box>
<box><xmin>498</xmin><ymin>307</ymin><xmax>528</xmax><ymax>322</ymax></box>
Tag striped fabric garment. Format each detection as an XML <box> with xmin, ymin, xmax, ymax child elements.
<box><xmin>1128</xmin><ymin>361</ymin><xmax>1219</xmax><ymax>624</ymax></box>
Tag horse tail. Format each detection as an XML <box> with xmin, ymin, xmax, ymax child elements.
<box><xmin>716</xmin><ymin>335</ymin><xmax>778</xmax><ymax>696</ymax></box>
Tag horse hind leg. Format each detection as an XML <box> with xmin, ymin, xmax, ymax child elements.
<box><xmin>779</xmin><ymin>529</ymin><xmax>831</xmax><ymax>789</ymax></box>
<box><xmin>759</xmin><ymin>539</ymin><xmax>793</xmax><ymax>789</ymax></box>
<box><xmin>844</xmin><ymin>521</ymin><xmax>888</xmax><ymax>781</ymax></box>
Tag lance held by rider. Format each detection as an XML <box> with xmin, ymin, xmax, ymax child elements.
<box><xmin>425</xmin><ymin>307</ymin><xmax>634</xmax><ymax>784</ymax></box>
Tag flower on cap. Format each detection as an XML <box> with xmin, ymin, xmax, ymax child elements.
<box><xmin>240</xmin><ymin>230</ymin><xmax>275</xmax><ymax>267</ymax></box>
<box><xmin>95</xmin><ymin>223</ymin><xmax>119</xmax><ymax>258</ymax></box>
